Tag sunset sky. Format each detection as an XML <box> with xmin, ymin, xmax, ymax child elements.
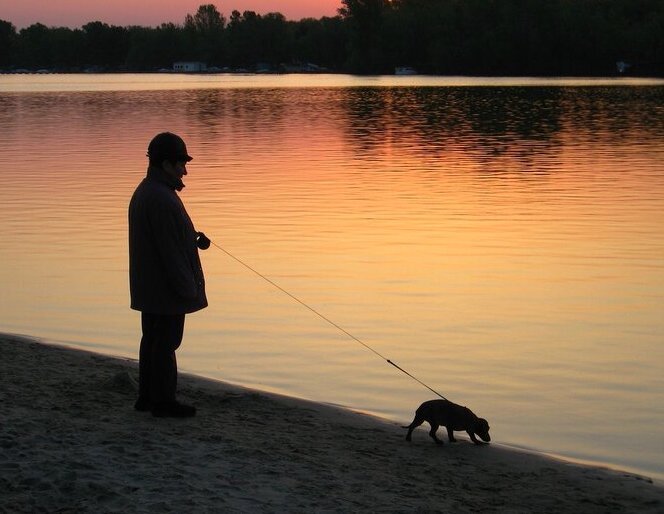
<box><xmin>0</xmin><ymin>0</ymin><xmax>342</xmax><ymax>29</ymax></box>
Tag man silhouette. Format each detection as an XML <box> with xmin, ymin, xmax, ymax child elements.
<box><xmin>128</xmin><ymin>132</ymin><xmax>210</xmax><ymax>417</ymax></box>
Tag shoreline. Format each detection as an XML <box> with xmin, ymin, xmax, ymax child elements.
<box><xmin>2</xmin><ymin>332</ymin><xmax>663</xmax><ymax>513</ymax></box>
<box><xmin>11</xmin><ymin>330</ymin><xmax>662</xmax><ymax>485</ymax></box>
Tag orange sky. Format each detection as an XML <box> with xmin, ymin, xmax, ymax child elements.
<box><xmin>0</xmin><ymin>0</ymin><xmax>342</xmax><ymax>29</ymax></box>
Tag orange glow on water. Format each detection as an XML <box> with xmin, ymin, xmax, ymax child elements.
<box><xmin>1</xmin><ymin>75</ymin><xmax>663</xmax><ymax>479</ymax></box>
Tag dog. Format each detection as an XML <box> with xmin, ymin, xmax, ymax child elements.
<box><xmin>404</xmin><ymin>399</ymin><xmax>490</xmax><ymax>445</ymax></box>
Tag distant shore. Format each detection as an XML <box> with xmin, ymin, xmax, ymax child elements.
<box><xmin>1</xmin><ymin>68</ymin><xmax>657</xmax><ymax>78</ymax></box>
<box><xmin>1</xmin><ymin>332</ymin><xmax>662</xmax><ymax>513</ymax></box>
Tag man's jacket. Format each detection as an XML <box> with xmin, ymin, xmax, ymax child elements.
<box><xmin>129</xmin><ymin>168</ymin><xmax>207</xmax><ymax>314</ymax></box>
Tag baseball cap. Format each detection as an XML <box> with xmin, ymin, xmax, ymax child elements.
<box><xmin>147</xmin><ymin>132</ymin><xmax>193</xmax><ymax>163</ymax></box>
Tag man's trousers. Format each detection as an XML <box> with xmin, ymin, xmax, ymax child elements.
<box><xmin>138</xmin><ymin>312</ymin><xmax>185</xmax><ymax>404</ymax></box>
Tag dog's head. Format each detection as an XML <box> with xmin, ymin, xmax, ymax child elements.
<box><xmin>474</xmin><ymin>417</ymin><xmax>491</xmax><ymax>442</ymax></box>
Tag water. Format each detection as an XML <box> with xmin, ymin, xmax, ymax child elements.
<box><xmin>1</xmin><ymin>74</ymin><xmax>663</xmax><ymax>481</ymax></box>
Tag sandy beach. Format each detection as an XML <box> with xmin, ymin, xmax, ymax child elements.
<box><xmin>1</xmin><ymin>333</ymin><xmax>662</xmax><ymax>513</ymax></box>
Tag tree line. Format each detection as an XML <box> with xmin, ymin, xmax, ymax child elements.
<box><xmin>1</xmin><ymin>1</ymin><xmax>663</xmax><ymax>76</ymax></box>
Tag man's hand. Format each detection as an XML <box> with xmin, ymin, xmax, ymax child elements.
<box><xmin>196</xmin><ymin>232</ymin><xmax>211</xmax><ymax>250</ymax></box>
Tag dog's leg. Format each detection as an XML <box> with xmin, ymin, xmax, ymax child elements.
<box><xmin>428</xmin><ymin>423</ymin><xmax>444</xmax><ymax>445</ymax></box>
<box><xmin>467</xmin><ymin>431</ymin><xmax>483</xmax><ymax>445</ymax></box>
<box><xmin>446</xmin><ymin>426</ymin><xmax>457</xmax><ymax>443</ymax></box>
<box><xmin>404</xmin><ymin>415</ymin><xmax>424</xmax><ymax>441</ymax></box>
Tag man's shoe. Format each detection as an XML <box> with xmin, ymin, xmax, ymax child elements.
<box><xmin>151</xmin><ymin>401</ymin><xmax>196</xmax><ymax>418</ymax></box>
<box><xmin>134</xmin><ymin>397</ymin><xmax>151</xmax><ymax>412</ymax></box>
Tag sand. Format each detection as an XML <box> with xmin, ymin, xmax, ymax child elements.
<box><xmin>1</xmin><ymin>333</ymin><xmax>662</xmax><ymax>513</ymax></box>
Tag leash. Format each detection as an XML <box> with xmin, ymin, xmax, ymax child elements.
<box><xmin>209</xmin><ymin>239</ymin><xmax>448</xmax><ymax>401</ymax></box>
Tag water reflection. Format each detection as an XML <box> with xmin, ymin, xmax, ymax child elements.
<box><xmin>341</xmin><ymin>87</ymin><xmax>664</xmax><ymax>165</ymax></box>
<box><xmin>0</xmin><ymin>79</ymin><xmax>663</xmax><ymax>480</ymax></box>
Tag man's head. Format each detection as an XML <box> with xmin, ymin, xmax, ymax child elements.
<box><xmin>147</xmin><ymin>132</ymin><xmax>193</xmax><ymax>183</ymax></box>
<box><xmin>147</xmin><ymin>132</ymin><xmax>192</xmax><ymax>166</ymax></box>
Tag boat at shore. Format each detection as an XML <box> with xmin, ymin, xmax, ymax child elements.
<box><xmin>395</xmin><ymin>66</ymin><xmax>418</xmax><ymax>75</ymax></box>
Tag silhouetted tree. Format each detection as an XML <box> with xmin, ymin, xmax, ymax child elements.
<box><xmin>0</xmin><ymin>20</ymin><xmax>17</xmax><ymax>67</ymax></box>
<box><xmin>255</xmin><ymin>13</ymin><xmax>292</xmax><ymax>67</ymax></box>
<box><xmin>292</xmin><ymin>16</ymin><xmax>347</xmax><ymax>69</ymax></box>
<box><xmin>2</xmin><ymin>1</ymin><xmax>663</xmax><ymax>76</ymax></box>
<box><xmin>226</xmin><ymin>10</ymin><xmax>266</xmax><ymax>67</ymax></box>
<box><xmin>184</xmin><ymin>3</ymin><xmax>226</xmax><ymax>64</ymax></box>
<box><xmin>125</xmin><ymin>23</ymin><xmax>191</xmax><ymax>70</ymax></box>
<box><xmin>82</xmin><ymin>22</ymin><xmax>129</xmax><ymax>68</ymax></box>
<box><xmin>49</xmin><ymin>27</ymin><xmax>85</xmax><ymax>69</ymax></box>
<box><xmin>339</xmin><ymin>0</ymin><xmax>393</xmax><ymax>73</ymax></box>
<box><xmin>16</xmin><ymin>23</ymin><xmax>52</xmax><ymax>68</ymax></box>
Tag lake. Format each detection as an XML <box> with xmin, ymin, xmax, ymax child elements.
<box><xmin>1</xmin><ymin>73</ymin><xmax>663</xmax><ymax>481</ymax></box>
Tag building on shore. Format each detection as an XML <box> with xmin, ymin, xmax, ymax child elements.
<box><xmin>173</xmin><ymin>62</ymin><xmax>207</xmax><ymax>73</ymax></box>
